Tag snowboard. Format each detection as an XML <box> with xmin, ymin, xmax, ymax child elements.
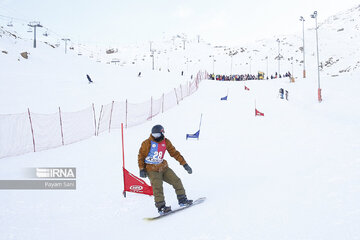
<box><xmin>143</xmin><ymin>197</ymin><xmax>206</xmax><ymax>221</ymax></box>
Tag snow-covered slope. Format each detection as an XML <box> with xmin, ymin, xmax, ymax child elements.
<box><xmin>0</xmin><ymin>4</ymin><xmax>360</xmax><ymax>240</ymax></box>
<box><xmin>1</xmin><ymin>4</ymin><xmax>360</xmax><ymax>114</ymax></box>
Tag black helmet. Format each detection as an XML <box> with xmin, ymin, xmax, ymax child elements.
<box><xmin>152</xmin><ymin>125</ymin><xmax>164</xmax><ymax>134</ymax></box>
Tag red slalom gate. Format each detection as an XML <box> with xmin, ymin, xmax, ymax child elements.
<box><xmin>121</xmin><ymin>123</ymin><xmax>153</xmax><ymax>197</ymax></box>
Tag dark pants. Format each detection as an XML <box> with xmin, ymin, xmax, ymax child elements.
<box><xmin>147</xmin><ymin>167</ymin><xmax>185</xmax><ymax>207</ymax></box>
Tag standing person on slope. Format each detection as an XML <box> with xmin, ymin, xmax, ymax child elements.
<box><xmin>138</xmin><ymin>125</ymin><xmax>193</xmax><ymax>214</ymax></box>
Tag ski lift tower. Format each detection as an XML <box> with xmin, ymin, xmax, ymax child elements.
<box><xmin>299</xmin><ymin>16</ymin><xmax>306</xmax><ymax>78</ymax></box>
<box><xmin>311</xmin><ymin>11</ymin><xmax>322</xmax><ymax>103</ymax></box>
<box><xmin>229</xmin><ymin>50</ymin><xmax>238</xmax><ymax>76</ymax></box>
<box><xmin>276</xmin><ymin>38</ymin><xmax>281</xmax><ymax>75</ymax></box>
<box><xmin>150</xmin><ymin>50</ymin><xmax>155</xmax><ymax>70</ymax></box>
<box><xmin>61</xmin><ymin>38</ymin><xmax>71</xmax><ymax>54</ymax></box>
<box><xmin>28</xmin><ymin>21</ymin><xmax>43</xmax><ymax>48</ymax></box>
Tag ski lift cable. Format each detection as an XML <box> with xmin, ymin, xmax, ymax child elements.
<box><xmin>0</xmin><ymin>13</ymin><xmax>61</xmax><ymax>40</ymax></box>
<box><xmin>0</xmin><ymin>13</ymin><xmax>120</xmax><ymax>56</ymax></box>
<box><xmin>0</xmin><ymin>14</ymin><xmax>30</xmax><ymax>24</ymax></box>
<box><xmin>0</xmin><ymin>2</ymin><xmax>29</xmax><ymax>21</ymax></box>
<box><xmin>0</xmin><ymin>15</ymin><xmax>99</xmax><ymax>48</ymax></box>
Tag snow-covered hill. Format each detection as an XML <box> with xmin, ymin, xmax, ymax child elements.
<box><xmin>0</xmin><ymin>4</ymin><xmax>360</xmax><ymax>240</ymax></box>
<box><xmin>1</xmin><ymin>4</ymin><xmax>360</xmax><ymax>114</ymax></box>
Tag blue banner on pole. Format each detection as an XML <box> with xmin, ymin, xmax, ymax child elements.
<box><xmin>186</xmin><ymin>130</ymin><xmax>200</xmax><ymax>140</ymax></box>
<box><xmin>186</xmin><ymin>114</ymin><xmax>202</xmax><ymax>140</ymax></box>
<box><xmin>220</xmin><ymin>95</ymin><xmax>228</xmax><ymax>100</ymax></box>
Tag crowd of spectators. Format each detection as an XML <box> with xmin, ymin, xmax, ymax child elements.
<box><xmin>209</xmin><ymin>71</ymin><xmax>292</xmax><ymax>81</ymax></box>
<box><xmin>209</xmin><ymin>74</ymin><xmax>258</xmax><ymax>81</ymax></box>
<box><xmin>270</xmin><ymin>71</ymin><xmax>292</xmax><ymax>79</ymax></box>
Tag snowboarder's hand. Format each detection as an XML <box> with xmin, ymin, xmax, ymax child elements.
<box><xmin>140</xmin><ymin>169</ymin><xmax>147</xmax><ymax>178</ymax></box>
<box><xmin>183</xmin><ymin>164</ymin><xmax>192</xmax><ymax>174</ymax></box>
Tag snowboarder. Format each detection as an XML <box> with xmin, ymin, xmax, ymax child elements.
<box><xmin>138</xmin><ymin>125</ymin><xmax>193</xmax><ymax>214</ymax></box>
<box><xmin>279</xmin><ymin>88</ymin><xmax>284</xmax><ymax>99</ymax></box>
<box><xmin>86</xmin><ymin>74</ymin><xmax>93</xmax><ymax>84</ymax></box>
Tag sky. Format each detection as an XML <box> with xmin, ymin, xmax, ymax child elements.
<box><xmin>0</xmin><ymin>0</ymin><xmax>359</xmax><ymax>47</ymax></box>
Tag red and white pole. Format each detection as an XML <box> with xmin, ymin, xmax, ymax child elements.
<box><xmin>318</xmin><ymin>88</ymin><xmax>322</xmax><ymax>102</ymax></box>
<box><xmin>121</xmin><ymin>123</ymin><xmax>126</xmax><ymax>197</ymax></box>
<box><xmin>92</xmin><ymin>103</ymin><xmax>97</xmax><ymax>136</ymax></box>
<box><xmin>58</xmin><ymin>107</ymin><xmax>64</xmax><ymax>145</ymax></box>
<box><xmin>109</xmin><ymin>101</ymin><xmax>114</xmax><ymax>133</ymax></box>
<box><xmin>27</xmin><ymin>108</ymin><xmax>36</xmax><ymax>152</ymax></box>
<box><xmin>96</xmin><ymin>105</ymin><xmax>103</xmax><ymax>136</ymax></box>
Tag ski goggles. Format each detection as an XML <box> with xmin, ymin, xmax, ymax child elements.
<box><xmin>152</xmin><ymin>133</ymin><xmax>163</xmax><ymax>138</ymax></box>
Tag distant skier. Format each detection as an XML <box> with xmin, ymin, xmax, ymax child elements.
<box><xmin>138</xmin><ymin>125</ymin><xmax>193</xmax><ymax>214</ymax></box>
<box><xmin>138</xmin><ymin>72</ymin><xmax>141</xmax><ymax>77</ymax></box>
<box><xmin>279</xmin><ymin>88</ymin><xmax>284</xmax><ymax>99</ymax></box>
<box><xmin>86</xmin><ymin>74</ymin><xmax>93</xmax><ymax>84</ymax></box>
<box><xmin>181</xmin><ymin>71</ymin><xmax>184</xmax><ymax>76</ymax></box>
<box><xmin>285</xmin><ymin>90</ymin><xmax>288</xmax><ymax>100</ymax></box>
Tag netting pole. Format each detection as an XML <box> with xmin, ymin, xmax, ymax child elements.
<box><xmin>125</xmin><ymin>99</ymin><xmax>128</xmax><ymax>129</ymax></box>
<box><xmin>174</xmin><ymin>88</ymin><xmax>179</xmax><ymax>105</ymax></box>
<box><xmin>188</xmin><ymin>81</ymin><xmax>190</xmax><ymax>96</ymax></box>
<box><xmin>109</xmin><ymin>101</ymin><xmax>114</xmax><ymax>133</ymax></box>
<box><xmin>92</xmin><ymin>103</ymin><xmax>97</xmax><ymax>136</ymax></box>
<box><xmin>150</xmin><ymin>96</ymin><xmax>153</xmax><ymax>120</ymax></box>
<box><xmin>196</xmin><ymin>72</ymin><xmax>199</xmax><ymax>89</ymax></box>
<box><xmin>27</xmin><ymin>108</ymin><xmax>36</xmax><ymax>152</ymax></box>
<box><xmin>97</xmin><ymin>105</ymin><xmax>103</xmax><ymax>136</ymax></box>
<box><xmin>162</xmin><ymin>93</ymin><xmax>164</xmax><ymax>113</ymax></box>
<box><xmin>180</xmin><ymin>84</ymin><xmax>183</xmax><ymax>101</ymax></box>
<box><xmin>58</xmin><ymin>107</ymin><xmax>64</xmax><ymax>145</ymax></box>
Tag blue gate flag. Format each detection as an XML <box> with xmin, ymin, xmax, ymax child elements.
<box><xmin>186</xmin><ymin>114</ymin><xmax>202</xmax><ymax>140</ymax></box>
<box><xmin>220</xmin><ymin>95</ymin><xmax>228</xmax><ymax>100</ymax></box>
<box><xmin>186</xmin><ymin>130</ymin><xmax>200</xmax><ymax>140</ymax></box>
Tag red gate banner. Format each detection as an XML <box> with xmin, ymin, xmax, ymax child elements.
<box><xmin>255</xmin><ymin>108</ymin><xmax>264</xmax><ymax>116</ymax></box>
<box><xmin>123</xmin><ymin>168</ymin><xmax>153</xmax><ymax>196</ymax></box>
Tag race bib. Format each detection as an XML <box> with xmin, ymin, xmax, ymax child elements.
<box><xmin>145</xmin><ymin>140</ymin><xmax>166</xmax><ymax>164</ymax></box>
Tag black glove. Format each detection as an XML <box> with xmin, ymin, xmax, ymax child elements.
<box><xmin>183</xmin><ymin>164</ymin><xmax>192</xmax><ymax>174</ymax></box>
<box><xmin>140</xmin><ymin>169</ymin><xmax>147</xmax><ymax>178</ymax></box>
